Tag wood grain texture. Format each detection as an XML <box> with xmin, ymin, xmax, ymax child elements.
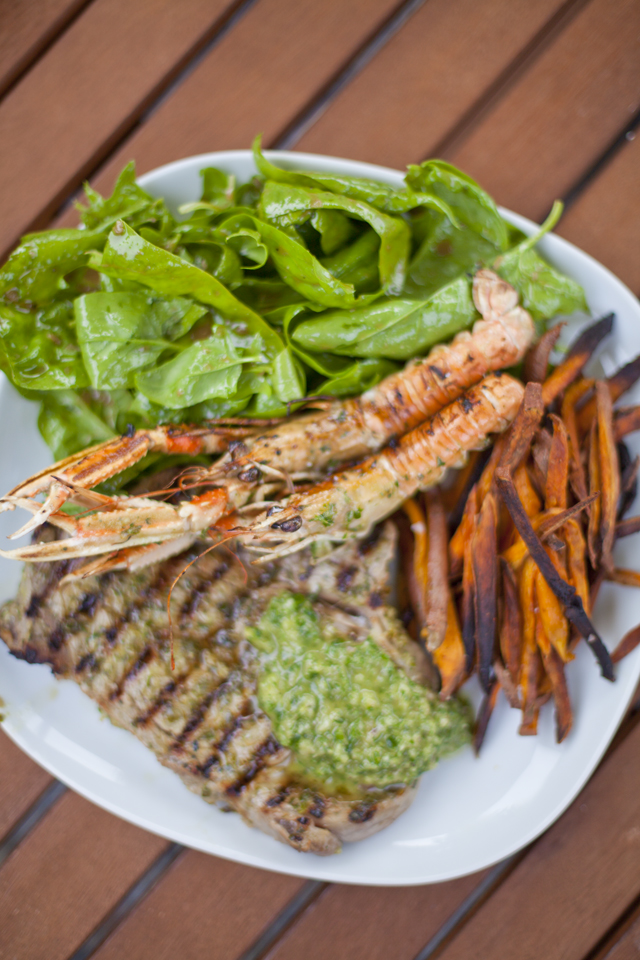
<box><xmin>559</xmin><ymin>134</ymin><xmax>640</xmax><ymax>295</ymax></box>
<box><xmin>594</xmin><ymin>912</ymin><xmax>640</xmax><ymax>960</ymax></box>
<box><xmin>264</xmin><ymin>871</ymin><xmax>485</xmax><ymax>960</ymax></box>
<box><xmin>0</xmin><ymin>0</ymin><xmax>90</xmax><ymax>99</ymax></box>
<box><xmin>92</xmin><ymin>849</ymin><xmax>304</xmax><ymax>960</ymax></box>
<box><xmin>447</xmin><ymin>0</ymin><xmax>640</xmax><ymax>220</ymax></box>
<box><xmin>0</xmin><ymin>729</ymin><xmax>51</xmax><ymax>840</ymax></box>
<box><xmin>82</xmin><ymin>0</ymin><xmax>405</xmax><ymax>204</ymax></box>
<box><xmin>293</xmin><ymin>0</ymin><xmax>568</xmax><ymax>170</ymax></box>
<box><xmin>435</xmin><ymin>719</ymin><xmax>640</xmax><ymax>960</ymax></box>
<box><xmin>0</xmin><ymin>791</ymin><xmax>167</xmax><ymax>960</ymax></box>
<box><xmin>0</xmin><ymin>0</ymin><xmax>240</xmax><ymax>256</ymax></box>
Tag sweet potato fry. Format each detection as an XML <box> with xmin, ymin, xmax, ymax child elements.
<box><xmin>607</xmin><ymin>568</ymin><xmax>640</xmax><ymax>588</ymax></box>
<box><xmin>472</xmin><ymin>491</ymin><xmax>498</xmax><ymax>692</ymax></box>
<box><xmin>461</xmin><ymin>514</ymin><xmax>477</xmax><ymax>676</ymax></box>
<box><xmin>531</xmin><ymin>426</ymin><xmax>552</xmax><ymax>494</ymax></box>
<box><xmin>615</xmin><ymin>405</ymin><xmax>640</xmax><ymax>441</ymax></box>
<box><xmin>545</xmin><ymin>414</ymin><xmax>569</xmax><ymax>509</ymax></box>
<box><xmin>536</xmin><ymin>617</ymin><xmax>573</xmax><ymax>743</ymax></box>
<box><xmin>616</xmin><ymin>515</ymin><xmax>640</xmax><ymax>539</ymax></box>
<box><xmin>587</xmin><ymin>420</ymin><xmax>602</xmax><ymax>569</ymax></box>
<box><xmin>577</xmin><ymin>354</ymin><xmax>640</xmax><ymax>436</ymax></box>
<box><xmin>477</xmin><ymin>435</ymin><xmax>507</xmax><ymax>505</ymax></box>
<box><xmin>449</xmin><ymin>484</ymin><xmax>477</xmax><ymax>578</ymax></box>
<box><xmin>474</xmin><ymin>679</ymin><xmax>500</xmax><ymax>755</ymax></box>
<box><xmin>500</xmin><ymin>558</ymin><xmax>522</xmax><ymax>683</ymax></box>
<box><xmin>541</xmin><ymin>314</ymin><xmax>614</xmax><ymax>407</ymax></box>
<box><xmin>564</xmin><ymin>518</ymin><xmax>590</xmax><ymax>615</ymax></box>
<box><xmin>441</xmin><ymin>450</ymin><xmax>484</xmax><ymax>518</ymax></box>
<box><xmin>596</xmin><ymin>380</ymin><xmax>620</xmax><ymax>574</ymax></box>
<box><xmin>496</xmin><ymin>385</ymin><xmax>614</xmax><ymax>680</ymax></box>
<box><xmin>424</xmin><ymin>489</ymin><xmax>448</xmax><ymax>651</ymax></box>
<box><xmin>493</xmin><ymin>659</ymin><xmax>521</xmax><ymax>708</ymax></box>
<box><xmin>501</xmin><ymin>497</ymin><xmax>598</xmax><ymax>569</ymax></box>
<box><xmin>432</xmin><ymin>596</ymin><xmax>467</xmax><ymax>699</ymax></box>
<box><xmin>561</xmin><ymin>378</ymin><xmax>593</xmax><ymax>503</ymax></box>
<box><xmin>402</xmin><ymin>497</ymin><xmax>428</xmax><ymax>629</ymax></box>
<box><xmin>618</xmin><ymin>446</ymin><xmax>639</xmax><ymax>520</ymax></box>
<box><xmin>535</xmin><ymin>565</ymin><xmax>571</xmax><ymax>662</ymax></box>
<box><xmin>519</xmin><ymin>558</ymin><xmax>542</xmax><ymax>735</ymax></box>
<box><xmin>514</xmin><ymin>463</ymin><xmax>541</xmax><ymax>518</ymax></box>
<box><xmin>612</xmin><ymin>624</ymin><xmax>640</xmax><ymax>663</ymax></box>
<box><xmin>523</xmin><ymin>324</ymin><xmax>564</xmax><ymax>383</ymax></box>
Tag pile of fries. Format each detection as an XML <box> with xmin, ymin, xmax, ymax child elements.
<box><xmin>398</xmin><ymin>314</ymin><xmax>640</xmax><ymax>750</ymax></box>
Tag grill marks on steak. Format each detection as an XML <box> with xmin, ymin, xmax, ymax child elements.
<box><xmin>0</xmin><ymin>523</ymin><xmax>417</xmax><ymax>854</ymax></box>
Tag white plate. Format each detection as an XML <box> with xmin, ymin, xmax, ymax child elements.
<box><xmin>1</xmin><ymin>151</ymin><xmax>640</xmax><ymax>886</ymax></box>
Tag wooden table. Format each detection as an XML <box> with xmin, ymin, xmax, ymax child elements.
<box><xmin>0</xmin><ymin>1</ymin><xmax>639</xmax><ymax>957</ymax></box>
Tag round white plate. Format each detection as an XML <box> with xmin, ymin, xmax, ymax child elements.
<box><xmin>1</xmin><ymin>151</ymin><xmax>639</xmax><ymax>885</ymax></box>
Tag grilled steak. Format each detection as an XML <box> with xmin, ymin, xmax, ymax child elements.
<box><xmin>0</xmin><ymin>522</ymin><xmax>433</xmax><ymax>854</ymax></box>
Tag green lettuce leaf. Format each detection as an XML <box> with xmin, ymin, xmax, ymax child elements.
<box><xmin>0</xmin><ymin>298</ymin><xmax>88</xmax><ymax>389</ymax></box>
<box><xmin>494</xmin><ymin>202</ymin><xmax>588</xmax><ymax>322</ymax></box>
<box><xmin>292</xmin><ymin>275</ymin><xmax>477</xmax><ymax>360</ymax></box>
<box><xmin>259</xmin><ymin>181</ymin><xmax>411</xmax><ymax>296</ymax></box>
<box><xmin>135</xmin><ymin>327</ymin><xmax>263</xmax><ymax>408</ymax></box>
<box><xmin>404</xmin><ymin>160</ymin><xmax>509</xmax><ymax>298</ymax></box>
<box><xmin>75</xmin><ymin>291</ymin><xmax>206</xmax><ymax>388</ymax></box>
<box><xmin>252</xmin><ymin>135</ymin><xmax>458</xmax><ymax>219</ymax></box>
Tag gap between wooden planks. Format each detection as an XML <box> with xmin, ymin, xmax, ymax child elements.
<box><xmin>0</xmin><ymin>0</ymin><xmax>408</xmax><ymax>253</ymax></box>
<box><xmin>0</xmin><ymin>0</ymin><xmax>93</xmax><ymax>101</ymax></box>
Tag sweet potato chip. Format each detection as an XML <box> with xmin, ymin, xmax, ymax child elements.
<box><xmin>612</xmin><ymin>624</ymin><xmax>640</xmax><ymax>663</ymax></box>
<box><xmin>535</xmin><ymin>565</ymin><xmax>571</xmax><ymax>662</ymax></box>
<box><xmin>577</xmin><ymin>354</ymin><xmax>640</xmax><ymax>435</ymax></box>
<box><xmin>472</xmin><ymin>491</ymin><xmax>498</xmax><ymax>692</ymax></box>
<box><xmin>588</xmin><ymin>420</ymin><xmax>602</xmax><ymax>569</ymax></box>
<box><xmin>596</xmin><ymin>380</ymin><xmax>620</xmax><ymax>574</ymax></box>
<box><xmin>449</xmin><ymin>484</ymin><xmax>477</xmax><ymax>578</ymax></box>
<box><xmin>432</xmin><ymin>595</ymin><xmax>467</xmax><ymax>699</ymax></box>
<box><xmin>564</xmin><ymin>517</ymin><xmax>590</xmax><ymax>615</ymax></box>
<box><xmin>474</xmin><ymin>679</ymin><xmax>500</xmax><ymax>755</ymax></box>
<box><xmin>607</xmin><ymin>568</ymin><xmax>640</xmax><ymax>588</ymax></box>
<box><xmin>519</xmin><ymin>558</ymin><xmax>542</xmax><ymax>735</ymax></box>
<box><xmin>541</xmin><ymin>314</ymin><xmax>614</xmax><ymax>407</ymax></box>
<box><xmin>536</xmin><ymin>617</ymin><xmax>572</xmax><ymax>743</ymax></box>
<box><xmin>523</xmin><ymin>324</ymin><xmax>564</xmax><ymax>384</ymax></box>
<box><xmin>500</xmin><ymin>558</ymin><xmax>522</xmax><ymax>683</ymax></box>
<box><xmin>424</xmin><ymin>489</ymin><xmax>448</xmax><ymax>651</ymax></box>
<box><xmin>545</xmin><ymin>414</ymin><xmax>569</xmax><ymax>510</ymax></box>
<box><xmin>615</xmin><ymin>405</ymin><xmax>640</xmax><ymax>441</ymax></box>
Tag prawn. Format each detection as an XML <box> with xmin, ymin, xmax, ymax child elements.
<box><xmin>237</xmin><ymin>373</ymin><xmax>524</xmax><ymax>561</ymax></box>
<box><xmin>0</xmin><ymin>271</ymin><xmax>532</xmax><ymax>570</ymax></box>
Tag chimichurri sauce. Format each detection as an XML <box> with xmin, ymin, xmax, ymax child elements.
<box><xmin>247</xmin><ymin>592</ymin><xmax>470</xmax><ymax>794</ymax></box>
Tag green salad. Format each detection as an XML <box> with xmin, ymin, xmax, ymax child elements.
<box><xmin>0</xmin><ymin>136</ymin><xmax>586</xmax><ymax>468</ymax></box>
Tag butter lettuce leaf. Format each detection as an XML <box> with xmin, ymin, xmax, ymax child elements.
<box><xmin>293</xmin><ymin>275</ymin><xmax>477</xmax><ymax>360</ymax></box>
<box><xmin>75</xmin><ymin>291</ymin><xmax>206</xmax><ymax>389</ymax></box>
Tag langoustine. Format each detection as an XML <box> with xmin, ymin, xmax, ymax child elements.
<box><xmin>238</xmin><ymin>373</ymin><xmax>525</xmax><ymax>560</ymax></box>
<box><xmin>0</xmin><ymin>271</ymin><xmax>532</xmax><ymax>570</ymax></box>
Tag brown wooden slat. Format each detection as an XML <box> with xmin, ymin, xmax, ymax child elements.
<box><xmin>0</xmin><ymin>0</ymin><xmax>242</xmax><ymax>256</ymax></box>
<box><xmin>432</xmin><ymin>719</ymin><xmax>640</xmax><ymax>960</ymax></box>
<box><xmin>91</xmin><ymin>849</ymin><xmax>305</xmax><ymax>960</ymax></box>
<box><xmin>447</xmin><ymin>0</ymin><xmax>640</xmax><ymax>220</ymax></box>
<box><xmin>559</xmin><ymin>134</ymin><xmax>640</xmax><ymax>295</ymax></box>
<box><xmin>292</xmin><ymin>0</ymin><xmax>571</xmax><ymax>171</ymax></box>
<box><xmin>0</xmin><ymin>728</ymin><xmax>51</xmax><ymax>840</ymax></box>
<box><xmin>0</xmin><ymin>791</ymin><xmax>167</xmax><ymax>960</ymax></box>
<box><xmin>79</xmin><ymin>0</ymin><xmax>406</xmax><ymax>205</ymax></box>
<box><xmin>260</xmin><ymin>871</ymin><xmax>485</xmax><ymax>960</ymax></box>
<box><xmin>0</xmin><ymin>0</ymin><xmax>91</xmax><ymax>100</ymax></box>
<box><xmin>593</xmin><ymin>910</ymin><xmax>640</xmax><ymax>960</ymax></box>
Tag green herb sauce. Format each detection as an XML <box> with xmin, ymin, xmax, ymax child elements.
<box><xmin>247</xmin><ymin>592</ymin><xmax>470</xmax><ymax>794</ymax></box>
